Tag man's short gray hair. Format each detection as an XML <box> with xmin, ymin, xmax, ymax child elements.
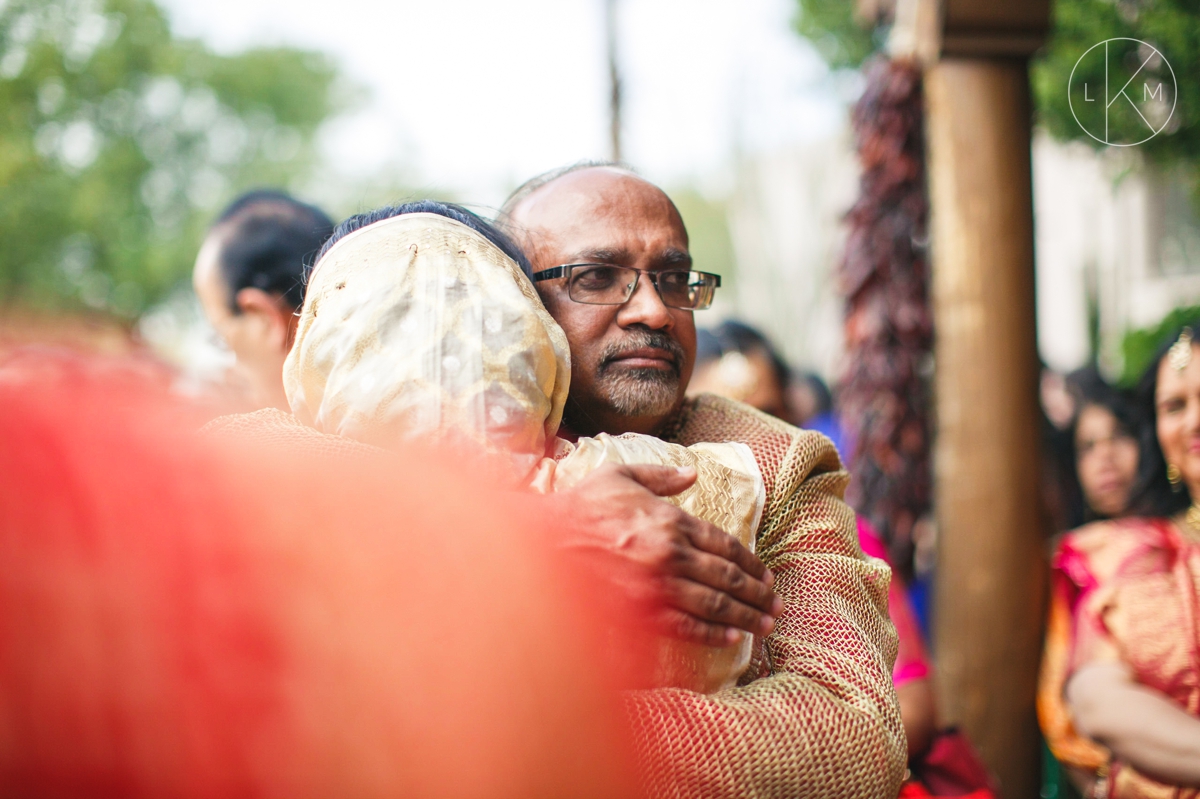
<box><xmin>497</xmin><ymin>160</ymin><xmax>631</xmax><ymax>223</ymax></box>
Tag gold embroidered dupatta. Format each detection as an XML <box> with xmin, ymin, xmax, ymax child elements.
<box><xmin>1040</xmin><ymin>518</ymin><xmax>1200</xmax><ymax>798</ymax></box>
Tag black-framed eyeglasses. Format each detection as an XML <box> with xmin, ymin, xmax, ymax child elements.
<box><xmin>531</xmin><ymin>263</ymin><xmax>721</xmax><ymax>310</ymax></box>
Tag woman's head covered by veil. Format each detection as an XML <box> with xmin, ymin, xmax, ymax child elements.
<box><xmin>283</xmin><ymin>201</ymin><xmax>571</xmax><ymax>477</ymax></box>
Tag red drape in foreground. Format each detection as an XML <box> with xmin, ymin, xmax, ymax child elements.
<box><xmin>0</xmin><ymin>350</ymin><xmax>637</xmax><ymax>799</ymax></box>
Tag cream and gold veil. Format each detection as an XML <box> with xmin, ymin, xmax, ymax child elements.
<box><xmin>284</xmin><ymin>213</ymin><xmax>571</xmax><ymax>478</ymax></box>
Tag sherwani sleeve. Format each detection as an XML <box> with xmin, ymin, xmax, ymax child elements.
<box><xmin>623</xmin><ymin>405</ymin><xmax>906</xmax><ymax>799</ymax></box>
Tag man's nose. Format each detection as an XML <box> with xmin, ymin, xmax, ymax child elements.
<box><xmin>616</xmin><ymin>274</ymin><xmax>674</xmax><ymax>330</ymax></box>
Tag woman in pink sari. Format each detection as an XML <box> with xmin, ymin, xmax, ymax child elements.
<box><xmin>1040</xmin><ymin>325</ymin><xmax>1200</xmax><ymax>798</ymax></box>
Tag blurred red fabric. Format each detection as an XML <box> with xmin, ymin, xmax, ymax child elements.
<box><xmin>0</xmin><ymin>348</ymin><xmax>637</xmax><ymax>799</ymax></box>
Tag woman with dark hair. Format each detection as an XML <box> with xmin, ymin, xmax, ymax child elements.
<box><xmin>1039</xmin><ymin>325</ymin><xmax>1200</xmax><ymax>798</ymax></box>
<box><xmin>314</xmin><ymin>199</ymin><xmax>535</xmax><ymax>279</ymax></box>
<box><xmin>1067</xmin><ymin>369</ymin><xmax>1140</xmax><ymax>522</ymax></box>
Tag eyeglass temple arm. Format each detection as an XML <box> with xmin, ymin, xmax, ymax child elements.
<box><xmin>531</xmin><ymin>266</ymin><xmax>567</xmax><ymax>282</ymax></box>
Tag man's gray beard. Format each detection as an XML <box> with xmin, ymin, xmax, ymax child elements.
<box><xmin>592</xmin><ymin>329</ymin><xmax>686</xmax><ymax>418</ymax></box>
<box><xmin>595</xmin><ymin>366</ymin><xmax>680</xmax><ymax>417</ymax></box>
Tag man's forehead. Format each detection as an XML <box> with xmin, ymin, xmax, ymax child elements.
<box><xmin>511</xmin><ymin>168</ymin><xmax>688</xmax><ymax>254</ymax></box>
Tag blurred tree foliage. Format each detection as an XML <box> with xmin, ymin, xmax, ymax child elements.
<box><xmin>792</xmin><ymin>0</ymin><xmax>886</xmax><ymax>71</ymax></box>
<box><xmin>0</xmin><ymin>0</ymin><xmax>341</xmax><ymax>318</ymax></box>
<box><xmin>1033</xmin><ymin>0</ymin><xmax>1198</xmax><ymax>162</ymax></box>
<box><xmin>1120</xmin><ymin>304</ymin><xmax>1200</xmax><ymax>386</ymax></box>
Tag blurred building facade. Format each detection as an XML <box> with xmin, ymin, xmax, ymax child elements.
<box><xmin>719</xmin><ymin>133</ymin><xmax>859</xmax><ymax>379</ymax></box>
<box><xmin>1033</xmin><ymin>132</ymin><xmax>1200</xmax><ymax>375</ymax></box>
<box><xmin>715</xmin><ymin>128</ymin><xmax>1200</xmax><ymax>382</ymax></box>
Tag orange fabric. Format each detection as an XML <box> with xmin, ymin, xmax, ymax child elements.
<box><xmin>1038</xmin><ymin>574</ymin><xmax>1110</xmax><ymax>771</ymax></box>
<box><xmin>1040</xmin><ymin>518</ymin><xmax>1200</xmax><ymax>798</ymax></box>
<box><xmin>0</xmin><ymin>350</ymin><xmax>637</xmax><ymax>799</ymax></box>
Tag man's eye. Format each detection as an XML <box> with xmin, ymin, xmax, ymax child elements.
<box><xmin>659</xmin><ymin>272</ymin><xmax>690</xmax><ymax>289</ymax></box>
<box><xmin>574</xmin><ymin>267</ymin><xmax>620</xmax><ymax>289</ymax></box>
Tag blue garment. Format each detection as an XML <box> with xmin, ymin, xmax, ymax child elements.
<box><xmin>804</xmin><ymin>410</ymin><xmax>848</xmax><ymax>462</ymax></box>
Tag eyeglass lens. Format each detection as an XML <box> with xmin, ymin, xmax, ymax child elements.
<box><xmin>567</xmin><ymin>265</ymin><xmax>716</xmax><ymax>310</ymax></box>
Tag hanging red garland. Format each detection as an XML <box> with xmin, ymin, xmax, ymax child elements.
<box><xmin>837</xmin><ymin>57</ymin><xmax>933</xmax><ymax>578</ymax></box>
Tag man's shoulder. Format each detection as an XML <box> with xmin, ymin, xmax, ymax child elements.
<box><xmin>669</xmin><ymin>393</ymin><xmax>832</xmax><ymax>450</ymax></box>
<box><xmin>667</xmin><ymin>394</ymin><xmax>844</xmax><ymax>483</ymax></box>
<box><xmin>680</xmin><ymin>393</ymin><xmax>793</xmax><ymax>434</ymax></box>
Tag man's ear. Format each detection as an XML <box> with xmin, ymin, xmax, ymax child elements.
<box><xmin>234</xmin><ymin>287</ymin><xmax>294</xmax><ymax>354</ymax></box>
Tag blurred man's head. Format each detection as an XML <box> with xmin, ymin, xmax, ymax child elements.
<box><xmin>501</xmin><ymin>164</ymin><xmax>704</xmax><ymax>438</ymax></box>
<box><xmin>193</xmin><ymin>190</ymin><xmax>333</xmax><ymax>410</ymax></box>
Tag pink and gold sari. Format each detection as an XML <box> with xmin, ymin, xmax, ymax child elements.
<box><xmin>1039</xmin><ymin>518</ymin><xmax>1200</xmax><ymax>798</ymax></box>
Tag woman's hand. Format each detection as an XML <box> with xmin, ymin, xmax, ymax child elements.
<box><xmin>1067</xmin><ymin>660</ymin><xmax>1200</xmax><ymax>787</ymax></box>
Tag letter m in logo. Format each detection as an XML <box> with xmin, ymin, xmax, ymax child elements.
<box><xmin>1145</xmin><ymin>82</ymin><xmax>1164</xmax><ymax>101</ymax></box>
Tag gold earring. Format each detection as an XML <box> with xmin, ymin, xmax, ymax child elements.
<box><xmin>1168</xmin><ymin>463</ymin><xmax>1183</xmax><ymax>489</ymax></box>
<box><xmin>1170</xmin><ymin>328</ymin><xmax>1195</xmax><ymax>372</ymax></box>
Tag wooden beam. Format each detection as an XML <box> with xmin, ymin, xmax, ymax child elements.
<box><xmin>926</xmin><ymin>58</ymin><xmax>1048</xmax><ymax>799</ymax></box>
<box><xmin>942</xmin><ymin>0</ymin><xmax>1050</xmax><ymax>56</ymax></box>
<box><xmin>893</xmin><ymin>0</ymin><xmax>1050</xmax><ymax>60</ymax></box>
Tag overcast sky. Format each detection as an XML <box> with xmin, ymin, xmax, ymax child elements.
<box><xmin>159</xmin><ymin>0</ymin><xmax>850</xmax><ymax>207</ymax></box>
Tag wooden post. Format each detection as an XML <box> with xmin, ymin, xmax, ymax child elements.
<box><xmin>926</xmin><ymin>58</ymin><xmax>1047</xmax><ymax>799</ymax></box>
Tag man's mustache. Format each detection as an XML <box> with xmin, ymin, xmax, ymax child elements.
<box><xmin>597</xmin><ymin>330</ymin><xmax>686</xmax><ymax>376</ymax></box>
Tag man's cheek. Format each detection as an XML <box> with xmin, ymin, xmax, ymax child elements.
<box><xmin>669</xmin><ymin>311</ymin><xmax>696</xmax><ymax>342</ymax></box>
<box><xmin>536</xmin><ymin>289</ymin><xmax>566</xmax><ymax>317</ymax></box>
<box><xmin>562</xmin><ymin>311</ymin><xmax>612</xmax><ymax>351</ymax></box>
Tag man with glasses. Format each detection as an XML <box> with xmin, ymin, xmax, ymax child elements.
<box><xmin>500</xmin><ymin>163</ymin><xmax>906</xmax><ymax>799</ymax></box>
<box><xmin>527</xmin><ymin>261</ymin><xmax>718</xmax><ymax>432</ymax></box>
